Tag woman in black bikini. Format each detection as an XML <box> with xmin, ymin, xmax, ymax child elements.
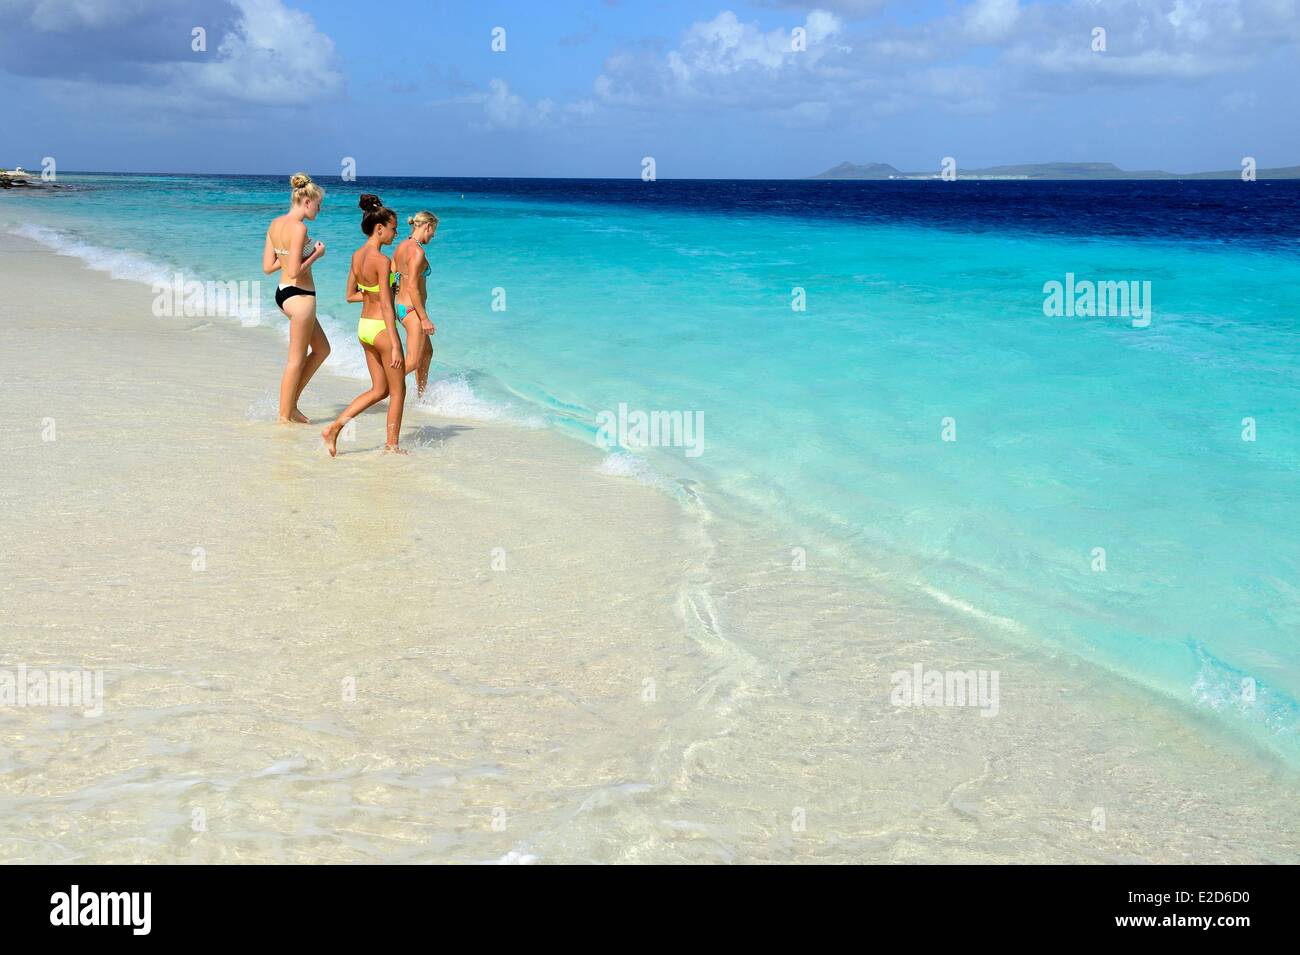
<box><xmin>262</xmin><ymin>172</ymin><xmax>329</xmax><ymax>424</ymax></box>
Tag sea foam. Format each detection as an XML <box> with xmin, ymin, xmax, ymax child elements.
<box><xmin>414</xmin><ymin>375</ymin><xmax>544</xmax><ymax>429</ymax></box>
<box><xmin>10</xmin><ymin>223</ymin><xmax>272</xmax><ymax>327</ymax></box>
<box><xmin>12</xmin><ymin>223</ymin><xmax>174</xmax><ymax>287</ymax></box>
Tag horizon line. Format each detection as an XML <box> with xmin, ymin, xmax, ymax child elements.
<box><xmin>13</xmin><ymin>167</ymin><xmax>1300</xmax><ymax>183</ymax></box>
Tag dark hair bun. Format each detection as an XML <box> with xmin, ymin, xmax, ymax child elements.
<box><xmin>358</xmin><ymin>195</ymin><xmax>396</xmax><ymax>235</ymax></box>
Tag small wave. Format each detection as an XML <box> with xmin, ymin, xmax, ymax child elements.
<box><xmin>919</xmin><ymin>584</ymin><xmax>1027</xmax><ymax>635</ymax></box>
<box><xmin>414</xmin><ymin>375</ymin><xmax>543</xmax><ymax>428</ymax></box>
<box><xmin>245</xmin><ymin>389</ymin><xmax>280</xmax><ymax>422</ymax></box>
<box><xmin>12</xmin><ymin>222</ymin><xmax>174</xmax><ymax>287</ymax></box>
<box><xmin>597</xmin><ymin>451</ymin><xmax>671</xmax><ymax>490</ymax></box>
<box><xmin>10</xmin><ymin>222</ymin><xmax>273</xmax><ymax>327</ymax></box>
<box><xmin>1190</xmin><ymin>644</ymin><xmax>1299</xmax><ymax>742</ymax></box>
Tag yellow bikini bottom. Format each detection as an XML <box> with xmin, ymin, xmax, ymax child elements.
<box><xmin>358</xmin><ymin>317</ymin><xmax>390</xmax><ymax>347</ymax></box>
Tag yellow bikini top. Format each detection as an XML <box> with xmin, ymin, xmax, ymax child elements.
<box><xmin>356</xmin><ymin>271</ymin><xmax>397</xmax><ymax>294</ymax></box>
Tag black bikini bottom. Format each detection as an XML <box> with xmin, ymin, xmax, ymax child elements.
<box><xmin>275</xmin><ymin>286</ymin><xmax>316</xmax><ymax>311</ymax></box>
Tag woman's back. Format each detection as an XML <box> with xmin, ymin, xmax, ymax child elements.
<box><xmin>268</xmin><ymin>215</ymin><xmax>307</xmax><ymax>255</ymax></box>
<box><xmin>352</xmin><ymin>246</ymin><xmax>392</xmax><ymax>316</ymax></box>
<box><xmin>393</xmin><ymin>239</ymin><xmax>420</xmax><ymax>303</ymax></box>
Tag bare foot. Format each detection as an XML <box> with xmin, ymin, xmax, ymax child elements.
<box><xmin>322</xmin><ymin>424</ymin><xmax>339</xmax><ymax>457</ymax></box>
<box><xmin>289</xmin><ymin>407</ymin><xmax>311</xmax><ymax>424</ymax></box>
<box><xmin>384</xmin><ymin>444</ymin><xmax>409</xmax><ymax>455</ymax></box>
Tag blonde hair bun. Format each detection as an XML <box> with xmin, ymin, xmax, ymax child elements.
<box><xmin>290</xmin><ymin>172</ymin><xmax>324</xmax><ymax>204</ymax></box>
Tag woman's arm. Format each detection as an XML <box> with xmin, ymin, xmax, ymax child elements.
<box><xmin>282</xmin><ymin>224</ymin><xmax>306</xmax><ymax>283</ymax></box>
<box><xmin>378</xmin><ymin>257</ymin><xmax>402</xmax><ymax>368</ymax></box>
<box><xmin>261</xmin><ymin>231</ymin><xmax>281</xmax><ymax>275</ymax></box>
<box><xmin>303</xmin><ymin>240</ymin><xmax>324</xmax><ymax>269</ymax></box>
<box><xmin>345</xmin><ymin>260</ymin><xmax>363</xmax><ymax>303</ymax></box>
<box><xmin>410</xmin><ymin>249</ymin><xmax>434</xmax><ymax>333</ymax></box>
<box><xmin>282</xmin><ymin>223</ymin><xmax>324</xmax><ymax>284</ymax></box>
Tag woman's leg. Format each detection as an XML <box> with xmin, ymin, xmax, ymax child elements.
<box><xmin>378</xmin><ymin>328</ymin><xmax>407</xmax><ymax>452</ymax></box>
<box><xmin>278</xmin><ymin>296</ymin><xmax>316</xmax><ymax>423</ymax></box>
<box><xmin>321</xmin><ymin>343</ymin><xmax>387</xmax><ymax>457</ymax></box>
<box><xmin>417</xmin><ymin>332</ymin><xmax>432</xmax><ymax>400</ymax></box>
<box><xmin>401</xmin><ymin>315</ymin><xmax>423</xmax><ymax>375</ymax></box>
<box><xmin>399</xmin><ymin>316</ymin><xmax>432</xmax><ymax>401</ymax></box>
<box><xmin>291</xmin><ymin>315</ymin><xmax>331</xmax><ymax>420</ymax></box>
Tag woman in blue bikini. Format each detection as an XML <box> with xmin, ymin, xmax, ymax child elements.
<box><xmin>392</xmin><ymin>211</ymin><xmax>438</xmax><ymax>399</ymax></box>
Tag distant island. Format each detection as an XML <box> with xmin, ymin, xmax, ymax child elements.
<box><xmin>809</xmin><ymin>161</ymin><xmax>1300</xmax><ymax>181</ymax></box>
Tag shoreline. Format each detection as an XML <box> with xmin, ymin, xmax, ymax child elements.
<box><xmin>2</xmin><ymin>229</ymin><xmax>1298</xmax><ymax>863</ymax></box>
<box><xmin>0</xmin><ymin>230</ymin><xmax>719</xmax><ymax>863</ymax></box>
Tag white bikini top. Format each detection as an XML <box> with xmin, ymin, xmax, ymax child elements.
<box><xmin>274</xmin><ymin>235</ymin><xmax>315</xmax><ymax>260</ymax></box>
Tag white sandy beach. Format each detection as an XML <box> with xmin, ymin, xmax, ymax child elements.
<box><xmin>0</xmin><ymin>230</ymin><xmax>716</xmax><ymax>862</ymax></box>
<box><xmin>1</xmin><ymin>229</ymin><xmax>1298</xmax><ymax>864</ymax></box>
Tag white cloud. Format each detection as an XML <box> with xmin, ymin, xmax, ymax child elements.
<box><xmin>751</xmin><ymin>0</ymin><xmax>886</xmax><ymax>17</ymax></box>
<box><xmin>961</xmin><ymin>0</ymin><xmax>1021</xmax><ymax>43</ymax></box>
<box><xmin>671</xmin><ymin>9</ymin><xmax>844</xmax><ymax>77</ymax></box>
<box><xmin>555</xmin><ymin>0</ymin><xmax>1300</xmax><ymax>136</ymax></box>
<box><xmin>1165</xmin><ymin>0</ymin><xmax>1217</xmax><ymax>42</ymax></box>
<box><xmin>0</xmin><ymin>0</ymin><xmax>342</xmax><ymax>106</ymax></box>
<box><xmin>192</xmin><ymin>0</ymin><xmax>342</xmax><ymax>105</ymax></box>
<box><xmin>594</xmin><ymin>9</ymin><xmax>847</xmax><ymax>110</ymax></box>
<box><xmin>667</xmin><ymin>9</ymin><xmax>844</xmax><ymax>78</ymax></box>
<box><xmin>1000</xmin><ymin>0</ymin><xmax>1300</xmax><ymax>86</ymax></box>
<box><xmin>434</xmin><ymin>78</ymin><xmax>595</xmax><ymax>132</ymax></box>
<box><xmin>483</xmin><ymin>78</ymin><xmax>555</xmax><ymax>130</ymax></box>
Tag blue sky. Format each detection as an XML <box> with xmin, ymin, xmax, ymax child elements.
<box><xmin>2</xmin><ymin>0</ymin><xmax>1298</xmax><ymax>177</ymax></box>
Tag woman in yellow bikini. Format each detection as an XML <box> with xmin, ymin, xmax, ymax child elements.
<box><xmin>321</xmin><ymin>195</ymin><xmax>405</xmax><ymax>456</ymax></box>
<box><xmin>392</xmin><ymin>211</ymin><xmax>438</xmax><ymax>399</ymax></box>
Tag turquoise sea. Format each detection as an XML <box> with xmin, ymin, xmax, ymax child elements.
<box><xmin>6</xmin><ymin>172</ymin><xmax>1299</xmax><ymax>763</ymax></box>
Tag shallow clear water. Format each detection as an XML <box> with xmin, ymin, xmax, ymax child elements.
<box><xmin>5</xmin><ymin>173</ymin><xmax>1299</xmax><ymax>763</ymax></box>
